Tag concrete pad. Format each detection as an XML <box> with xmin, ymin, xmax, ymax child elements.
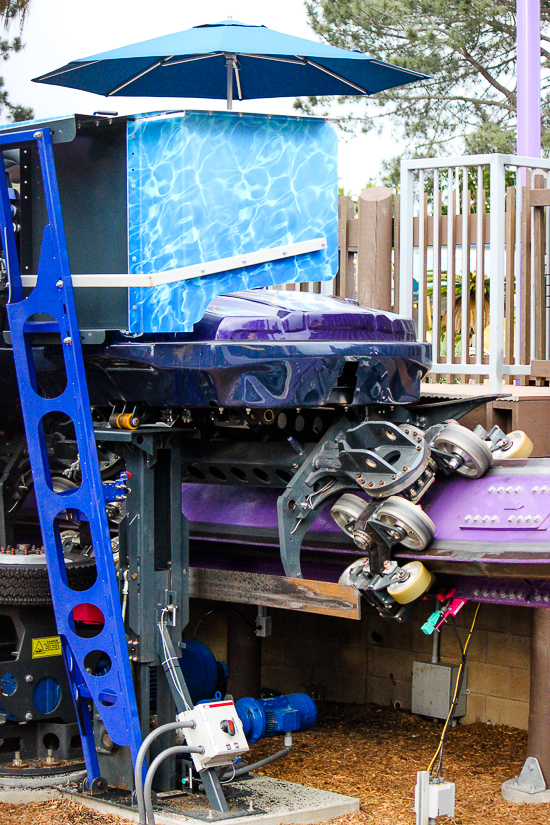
<box><xmin>60</xmin><ymin>775</ymin><xmax>360</xmax><ymax>825</ymax></box>
<box><xmin>0</xmin><ymin>788</ymin><xmax>60</xmax><ymax>804</ymax></box>
<box><xmin>502</xmin><ymin>778</ymin><xmax>550</xmax><ymax>804</ymax></box>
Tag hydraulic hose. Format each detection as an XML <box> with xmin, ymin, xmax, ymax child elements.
<box><xmin>134</xmin><ymin>720</ymin><xmax>196</xmax><ymax>825</ymax></box>
<box><xmin>219</xmin><ymin>747</ymin><xmax>290</xmax><ymax>782</ymax></box>
<box><xmin>144</xmin><ymin>746</ymin><xmax>203</xmax><ymax>825</ymax></box>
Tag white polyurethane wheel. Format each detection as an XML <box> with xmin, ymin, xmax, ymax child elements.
<box><xmin>375</xmin><ymin>495</ymin><xmax>435</xmax><ymax>551</ymax></box>
<box><xmin>331</xmin><ymin>493</ymin><xmax>368</xmax><ymax>538</ymax></box>
<box><xmin>433</xmin><ymin>421</ymin><xmax>493</xmax><ymax>478</ymax></box>
<box><xmin>387</xmin><ymin>561</ymin><xmax>434</xmax><ymax>604</ymax></box>
<box><xmin>492</xmin><ymin>430</ymin><xmax>534</xmax><ymax>460</ymax></box>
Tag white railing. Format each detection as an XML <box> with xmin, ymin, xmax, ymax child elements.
<box><xmin>399</xmin><ymin>154</ymin><xmax>550</xmax><ymax>391</ymax></box>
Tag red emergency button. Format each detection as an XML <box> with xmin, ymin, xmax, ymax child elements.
<box><xmin>220</xmin><ymin>719</ymin><xmax>236</xmax><ymax>736</ymax></box>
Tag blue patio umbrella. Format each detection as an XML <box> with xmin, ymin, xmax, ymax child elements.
<box><xmin>33</xmin><ymin>19</ymin><xmax>427</xmax><ymax>109</ymax></box>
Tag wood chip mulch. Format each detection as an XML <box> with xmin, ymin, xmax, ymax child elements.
<box><xmin>248</xmin><ymin>701</ymin><xmax>549</xmax><ymax>825</ymax></box>
<box><xmin>3</xmin><ymin>702</ymin><xmax>549</xmax><ymax>824</ymax></box>
<box><xmin>0</xmin><ymin>797</ymin><xmax>125</xmax><ymax>825</ymax></box>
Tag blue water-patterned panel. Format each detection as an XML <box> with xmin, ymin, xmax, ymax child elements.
<box><xmin>127</xmin><ymin>110</ymin><xmax>338</xmax><ymax>333</ymax></box>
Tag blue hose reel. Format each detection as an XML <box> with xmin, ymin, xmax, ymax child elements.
<box><xmin>235</xmin><ymin>693</ymin><xmax>318</xmax><ymax>744</ymax></box>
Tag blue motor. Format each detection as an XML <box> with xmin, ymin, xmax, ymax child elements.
<box><xmin>235</xmin><ymin>693</ymin><xmax>317</xmax><ymax>744</ymax></box>
<box><xmin>150</xmin><ymin>640</ymin><xmax>229</xmax><ymax>709</ymax></box>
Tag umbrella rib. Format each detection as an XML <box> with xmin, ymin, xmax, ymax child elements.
<box><xmin>35</xmin><ymin>60</ymin><xmax>101</xmax><ymax>82</ymax></box>
<box><xmin>238</xmin><ymin>53</ymin><xmax>306</xmax><ymax>66</ymax></box>
<box><xmin>299</xmin><ymin>57</ymin><xmax>370</xmax><ymax>95</ymax></box>
<box><xmin>107</xmin><ymin>57</ymin><xmax>174</xmax><ymax>96</ymax></box>
<box><xmin>161</xmin><ymin>53</ymin><xmax>219</xmax><ymax>67</ymax></box>
<box><xmin>234</xmin><ymin>63</ymin><xmax>243</xmax><ymax>100</ymax></box>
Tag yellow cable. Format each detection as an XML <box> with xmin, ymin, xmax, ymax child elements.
<box><xmin>427</xmin><ymin>603</ymin><xmax>480</xmax><ymax>774</ymax></box>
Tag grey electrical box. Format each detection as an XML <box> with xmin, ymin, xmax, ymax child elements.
<box><xmin>411</xmin><ymin>662</ymin><xmax>468</xmax><ymax>720</ymax></box>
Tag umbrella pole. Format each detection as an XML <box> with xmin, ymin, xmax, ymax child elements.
<box><xmin>225</xmin><ymin>53</ymin><xmax>234</xmax><ymax>110</ymax></box>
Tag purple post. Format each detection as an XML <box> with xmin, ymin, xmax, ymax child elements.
<box><xmin>517</xmin><ymin>0</ymin><xmax>541</xmax><ymax>157</ymax></box>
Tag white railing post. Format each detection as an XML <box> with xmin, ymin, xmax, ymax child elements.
<box><xmin>488</xmin><ymin>156</ymin><xmax>506</xmax><ymax>391</ymax></box>
<box><xmin>399</xmin><ymin>162</ymin><xmax>414</xmax><ymax>319</ymax></box>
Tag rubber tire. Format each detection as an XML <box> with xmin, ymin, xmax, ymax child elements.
<box><xmin>0</xmin><ymin>563</ymin><xmax>96</xmax><ymax>606</ymax></box>
<box><xmin>375</xmin><ymin>496</ymin><xmax>436</xmax><ymax>551</ymax></box>
<box><xmin>492</xmin><ymin>430</ymin><xmax>534</xmax><ymax>460</ymax></box>
<box><xmin>387</xmin><ymin>561</ymin><xmax>434</xmax><ymax>604</ymax></box>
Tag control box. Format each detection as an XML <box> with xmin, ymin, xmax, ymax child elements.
<box><xmin>178</xmin><ymin>700</ymin><xmax>249</xmax><ymax>772</ymax></box>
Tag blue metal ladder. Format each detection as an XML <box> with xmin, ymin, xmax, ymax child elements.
<box><xmin>0</xmin><ymin>127</ymin><xmax>142</xmax><ymax>781</ymax></box>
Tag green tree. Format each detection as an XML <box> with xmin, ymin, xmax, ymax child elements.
<box><xmin>299</xmin><ymin>0</ymin><xmax>544</xmax><ymax>158</ymax></box>
<box><xmin>0</xmin><ymin>0</ymin><xmax>33</xmax><ymax>121</ymax></box>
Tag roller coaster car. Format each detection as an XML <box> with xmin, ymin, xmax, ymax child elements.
<box><xmin>0</xmin><ymin>111</ymin><xmax>531</xmax><ymax>627</ymax></box>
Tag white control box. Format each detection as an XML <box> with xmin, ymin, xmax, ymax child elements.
<box><xmin>177</xmin><ymin>700</ymin><xmax>249</xmax><ymax>772</ymax></box>
<box><xmin>415</xmin><ymin>773</ymin><xmax>455</xmax><ymax>823</ymax></box>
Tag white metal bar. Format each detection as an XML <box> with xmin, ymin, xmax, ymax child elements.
<box><xmin>418</xmin><ymin>170</ymin><xmax>425</xmax><ymax>341</ymax></box>
<box><xmin>402</xmin><ymin>154</ymin><xmax>550</xmax><ymax>172</ymax></box>
<box><xmin>488</xmin><ymin>156</ymin><xmax>506</xmax><ymax>392</ymax></box>
<box><xmin>476</xmin><ymin>166</ymin><xmax>484</xmax><ymax>367</ymax></box>
<box><xmin>446</xmin><ymin>168</ymin><xmax>454</xmax><ymax>365</ymax></box>
<box><xmin>21</xmin><ymin>237</ymin><xmax>327</xmax><ymax>288</ymax></box>
<box><xmin>433</xmin><ymin>171</ymin><xmax>441</xmax><ymax>366</ymax></box>
<box><xmin>515</xmin><ymin>178</ymin><xmax>522</xmax><ymax>365</ymax></box>
<box><xmin>399</xmin><ymin>164</ymin><xmax>415</xmax><ymax>318</ymax></box>
<box><xmin>461</xmin><ymin>166</ymin><xmax>469</xmax><ymax>365</ymax></box>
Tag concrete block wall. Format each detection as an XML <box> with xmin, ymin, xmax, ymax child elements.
<box><xmin>188</xmin><ymin>597</ymin><xmax>534</xmax><ymax>730</ymax></box>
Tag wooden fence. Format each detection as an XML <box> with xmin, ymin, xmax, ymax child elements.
<box><xmin>333</xmin><ymin>157</ymin><xmax>550</xmax><ymax>389</ymax></box>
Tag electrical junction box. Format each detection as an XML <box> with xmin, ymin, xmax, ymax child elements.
<box><xmin>178</xmin><ymin>700</ymin><xmax>249</xmax><ymax>772</ymax></box>
<box><xmin>411</xmin><ymin>662</ymin><xmax>468</xmax><ymax>720</ymax></box>
<box><xmin>415</xmin><ymin>777</ymin><xmax>455</xmax><ymax>820</ymax></box>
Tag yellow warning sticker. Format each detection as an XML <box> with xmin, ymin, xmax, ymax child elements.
<box><xmin>32</xmin><ymin>636</ymin><xmax>62</xmax><ymax>659</ymax></box>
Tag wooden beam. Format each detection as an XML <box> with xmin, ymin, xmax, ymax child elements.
<box><xmin>188</xmin><ymin>568</ymin><xmax>361</xmax><ymax>619</ymax></box>
<box><xmin>530</xmin><ymin>189</ymin><xmax>550</xmax><ymax>207</ymax></box>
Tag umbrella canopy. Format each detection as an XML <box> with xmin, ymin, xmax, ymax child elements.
<box><xmin>33</xmin><ymin>19</ymin><xmax>427</xmax><ymax>109</ymax></box>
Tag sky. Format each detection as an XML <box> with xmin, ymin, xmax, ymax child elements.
<box><xmin>0</xmin><ymin>0</ymin><xmax>406</xmax><ymax>194</ymax></box>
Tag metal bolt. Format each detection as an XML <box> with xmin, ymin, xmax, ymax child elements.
<box><xmin>33</xmin><ymin>131</ymin><xmax>42</xmax><ymax>138</ymax></box>
<box><xmin>488</xmin><ymin>486</ymin><xmax>495</xmax><ymax>494</ymax></box>
<box><xmin>491</xmin><ymin>515</ymin><xmax>499</xmax><ymax>522</ymax></box>
<box><xmin>56</xmin><ymin>279</ymin><xmax>63</xmax><ymax>289</ymax></box>
<box><xmin>63</xmin><ymin>337</ymin><xmax>72</xmax><ymax>345</ymax></box>
<box><xmin>25</xmin><ymin>674</ymin><xmax>33</xmax><ymax>683</ymax></box>
<box><xmin>508</xmin><ymin>515</ymin><xmax>516</xmax><ymax>523</ymax></box>
<box><xmin>25</xmin><ymin>712</ymin><xmax>33</xmax><ymax>721</ymax></box>
<box><xmin>517</xmin><ymin>515</ymin><xmax>525</xmax><ymax>523</ymax></box>
<box><xmin>533</xmin><ymin>486</ymin><xmax>540</xmax><ymax>493</ymax></box>
<box><xmin>473</xmin><ymin>515</ymin><xmax>481</xmax><ymax>522</ymax></box>
<box><xmin>506</xmin><ymin>486</ymin><xmax>514</xmax><ymax>493</ymax></box>
<box><xmin>515</xmin><ymin>486</ymin><xmax>522</xmax><ymax>493</ymax></box>
<box><xmin>534</xmin><ymin>515</ymin><xmax>542</xmax><ymax>523</ymax></box>
<box><xmin>465</xmin><ymin>515</ymin><xmax>472</xmax><ymax>522</ymax></box>
<box><xmin>497</xmin><ymin>486</ymin><xmax>505</xmax><ymax>493</ymax></box>
<box><xmin>525</xmin><ymin>515</ymin><xmax>532</xmax><ymax>523</ymax></box>
<box><xmin>482</xmin><ymin>515</ymin><xmax>490</xmax><ymax>522</ymax></box>
<box><xmin>132</xmin><ymin>256</ymin><xmax>137</xmax><ymax>262</ymax></box>
<box><xmin>542</xmin><ymin>486</ymin><xmax>549</xmax><ymax>493</ymax></box>
<box><xmin>416</xmin><ymin>445</ymin><xmax>422</xmax><ymax>451</ymax></box>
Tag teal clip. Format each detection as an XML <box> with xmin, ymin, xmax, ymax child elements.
<box><xmin>421</xmin><ymin>610</ymin><xmax>442</xmax><ymax>635</ymax></box>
